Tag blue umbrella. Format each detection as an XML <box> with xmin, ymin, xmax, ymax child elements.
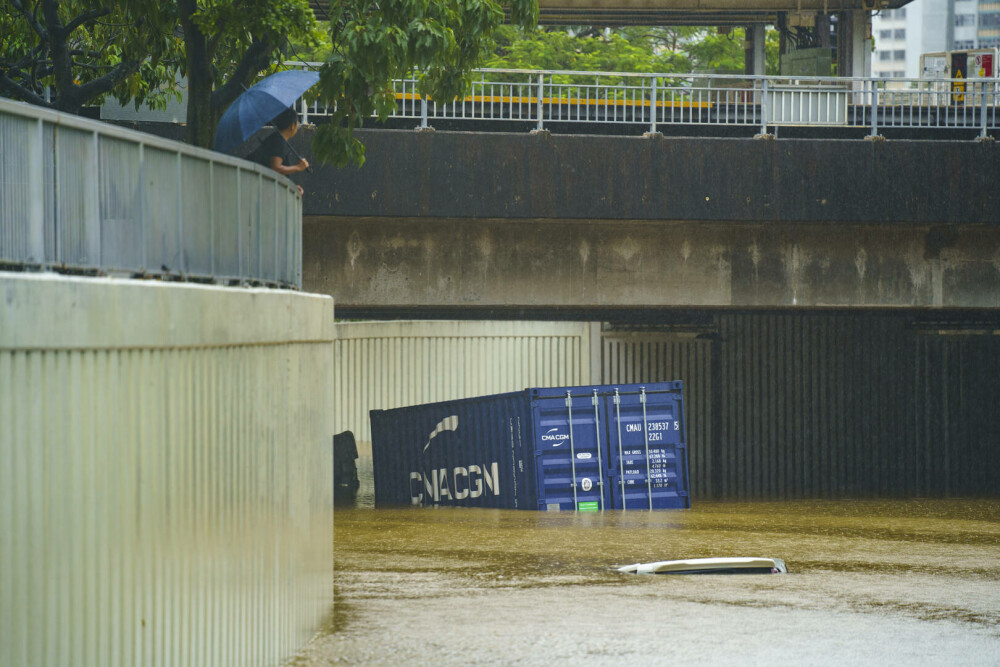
<box><xmin>213</xmin><ymin>69</ymin><xmax>320</xmax><ymax>154</ymax></box>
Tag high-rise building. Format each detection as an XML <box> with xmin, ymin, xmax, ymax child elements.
<box><xmin>872</xmin><ymin>0</ymin><xmax>999</xmax><ymax>78</ymax></box>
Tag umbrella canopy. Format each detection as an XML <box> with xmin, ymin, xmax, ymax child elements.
<box><xmin>213</xmin><ymin>69</ymin><xmax>320</xmax><ymax>154</ymax></box>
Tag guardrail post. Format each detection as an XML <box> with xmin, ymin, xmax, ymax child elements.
<box><xmin>420</xmin><ymin>93</ymin><xmax>428</xmax><ymax>129</ymax></box>
<box><xmin>760</xmin><ymin>78</ymin><xmax>769</xmax><ymax>135</ymax></box>
<box><xmin>537</xmin><ymin>73</ymin><xmax>545</xmax><ymax>131</ymax></box>
<box><xmin>25</xmin><ymin>118</ymin><xmax>46</xmax><ymax>265</ymax></box>
<box><xmin>649</xmin><ymin>76</ymin><xmax>657</xmax><ymax>133</ymax></box>
<box><xmin>870</xmin><ymin>79</ymin><xmax>879</xmax><ymax>137</ymax></box>
<box><xmin>981</xmin><ymin>81</ymin><xmax>989</xmax><ymax>139</ymax></box>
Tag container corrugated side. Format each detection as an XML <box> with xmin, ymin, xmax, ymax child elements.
<box><xmin>370</xmin><ymin>391</ymin><xmax>537</xmax><ymax>509</ymax></box>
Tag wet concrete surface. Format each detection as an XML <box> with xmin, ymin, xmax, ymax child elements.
<box><xmin>289</xmin><ymin>449</ymin><xmax>1000</xmax><ymax>665</ymax></box>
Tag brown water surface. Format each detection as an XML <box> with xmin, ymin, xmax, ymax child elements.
<box><xmin>291</xmin><ymin>451</ymin><xmax>1000</xmax><ymax>665</ymax></box>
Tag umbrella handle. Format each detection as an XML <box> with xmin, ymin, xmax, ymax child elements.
<box><xmin>283</xmin><ymin>135</ymin><xmax>313</xmax><ymax>173</ymax></box>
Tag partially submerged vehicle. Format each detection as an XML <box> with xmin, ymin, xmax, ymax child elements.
<box><xmin>618</xmin><ymin>557</ymin><xmax>787</xmax><ymax>575</ymax></box>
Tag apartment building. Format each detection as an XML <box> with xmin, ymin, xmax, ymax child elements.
<box><xmin>872</xmin><ymin>0</ymin><xmax>1000</xmax><ymax>78</ymax></box>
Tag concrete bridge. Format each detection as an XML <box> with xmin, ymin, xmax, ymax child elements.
<box><xmin>298</xmin><ymin>128</ymin><xmax>1000</xmax><ymax>317</ymax></box>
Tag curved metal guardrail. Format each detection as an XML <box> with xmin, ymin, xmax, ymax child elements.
<box><xmin>294</xmin><ymin>65</ymin><xmax>1000</xmax><ymax>138</ymax></box>
<box><xmin>0</xmin><ymin>96</ymin><xmax>302</xmax><ymax>289</ymax></box>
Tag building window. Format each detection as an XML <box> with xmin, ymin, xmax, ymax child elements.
<box><xmin>955</xmin><ymin>39</ymin><xmax>976</xmax><ymax>49</ymax></box>
<box><xmin>981</xmin><ymin>13</ymin><xmax>1000</xmax><ymax>26</ymax></box>
<box><xmin>893</xmin><ymin>28</ymin><xmax>906</xmax><ymax>38</ymax></box>
<box><xmin>893</xmin><ymin>50</ymin><xmax>906</xmax><ymax>59</ymax></box>
<box><xmin>955</xmin><ymin>14</ymin><xmax>976</xmax><ymax>26</ymax></box>
<box><xmin>879</xmin><ymin>29</ymin><xmax>892</xmax><ymax>39</ymax></box>
<box><xmin>879</xmin><ymin>51</ymin><xmax>893</xmax><ymax>61</ymax></box>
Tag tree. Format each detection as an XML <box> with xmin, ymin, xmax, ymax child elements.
<box><xmin>483</xmin><ymin>26</ymin><xmax>690</xmax><ymax>78</ymax></box>
<box><xmin>0</xmin><ymin>0</ymin><xmax>178</xmax><ymax>113</ymax></box>
<box><xmin>312</xmin><ymin>0</ymin><xmax>539</xmax><ymax>166</ymax></box>
<box><xmin>486</xmin><ymin>25</ymin><xmax>781</xmax><ymax>78</ymax></box>
<box><xmin>175</xmin><ymin>0</ymin><xmax>321</xmax><ymax>148</ymax></box>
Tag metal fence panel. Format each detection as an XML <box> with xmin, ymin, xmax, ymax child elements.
<box><xmin>258</xmin><ymin>177</ymin><xmax>276</xmax><ymax>281</ymax></box>
<box><xmin>0</xmin><ymin>97</ymin><xmax>301</xmax><ymax>288</ymax></box>
<box><xmin>143</xmin><ymin>146</ymin><xmax>183</xmax><ymax>274</ymax></box>
<box><xmin>212</xmin><ymin>163</ymin><xmax>241</xmax><ymax>282</ymax></box>
<box><xmin>98</xmin><ymin>136</ymin><xmax>144</xmax><ymax>273</ymax></box>
<box><xmin>180</xmin><ymin>154</ymin><xmax>214</xmax><ymax>278</ymax></box>
<box><xmin>53</xmin><ymin>126</ymin><xmax>101</xmax><ymax>268</ymax></box>
<box><xmin>0</xmin><ymin>113</ymin><xmax>43</xmax><ymax>264</ymax></box>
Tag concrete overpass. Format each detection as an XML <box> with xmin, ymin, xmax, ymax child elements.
<box><xmin>298</xmin><ymin>128</ymin><xmax>1000</xmax><ymax>317</ymax></box>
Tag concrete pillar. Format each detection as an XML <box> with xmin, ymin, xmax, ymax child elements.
<box><xmin>838</xmin><ymin>10</ymin><xmax>873</xmax><ymax>77</ymax></box>
<box><xmin>851</xmin><ymin>10</ymin><xmax>872</xmax><ymax>78</ymax></box>
<box><xmin>747</xmin><ymin>24</ymin><xmax>767</xmax><ymax>75</ymax></box>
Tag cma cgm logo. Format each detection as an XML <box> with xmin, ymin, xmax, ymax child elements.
<box><xmin>410</xmin><ymin>415</ymin><xmax>500</xmax><ymax>504</ymax></box>
<box><xmin>541</xmin><ymin>427</ymin><xmax>569</xmax><ymax>446</ymax></box>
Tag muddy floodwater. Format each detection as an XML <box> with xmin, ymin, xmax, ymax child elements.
<box><xmin>290</xmin><ymin>450</ymin><xmax>1000</xmax><ymax>665</ymax></box>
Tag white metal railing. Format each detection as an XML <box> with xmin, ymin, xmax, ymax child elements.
<box><xmin>0</xmin><ymin>96</ymin><xmax>302</xmax><ymax>288</ymax></box>
<box><xmin>292</xmin><ymin>64</ymin><xmax>1000</xmax><ymax>138</ymax></box>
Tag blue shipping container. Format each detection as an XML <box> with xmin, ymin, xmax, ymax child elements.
<box><xmin>369</xmin><ymin>382</ymin><xmax>690</xmax><ymax>511</ymax></box>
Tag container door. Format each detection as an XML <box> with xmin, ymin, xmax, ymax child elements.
<box><xmin>606</xmin><ymin>386</ymin><xmax>690</xmax><ymax>509</ymax></box>
<box><xmin>533</xmin><ymin>390</ymin><xmax>611</xmax><ymax>511</ymax></box>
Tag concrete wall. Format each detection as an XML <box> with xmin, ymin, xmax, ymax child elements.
<box><xmin>299</xmin><ymin>130</ymin><xmax>1000</xmax><ymax>312</ymax></box>
<box><xmin>0</xmin><ymin>273</ymin><xmax>335</xmax><ymax>667</ymax></box>
<box><xmin>304</xmin><ymin>217</ymin><xmax>1000</xmax><ymax>310</ymax></box>
<box><xmin>300</xmin><ymin>129</ymin><xmax>1000</xmax><ymax>224</ymax></box>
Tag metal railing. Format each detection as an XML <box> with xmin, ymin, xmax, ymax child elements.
<box><xmin>293</xmin><ymin>65</ymin><xmax>1000</xmax><ymax>138</ymax></box>
<box><xmin>0</xmin><ymin>96</ymin><xmax>302</xmax><ymax>288</ymax></box>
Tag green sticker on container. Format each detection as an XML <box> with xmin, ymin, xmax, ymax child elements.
<box><xmin>577</xmin><ymin>501</ymin><xmax>600</xmax><ymax>512</ymax></box>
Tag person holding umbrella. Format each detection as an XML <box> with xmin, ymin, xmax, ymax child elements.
<box><xmin>213</xmin><ymin>69</ymin><xmax>319</xmax><ymax>196</ymax></box>
<box><xmin>247</xmin><ymin>107</ymin><xmax>309</xmax><ymax>195</ymax></box>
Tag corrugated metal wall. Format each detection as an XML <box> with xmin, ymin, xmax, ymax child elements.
<box><xmin>914</xmin><ymin>332</ymin><xmax>1000</xmax><ymax>497</ymax></box>
<box><xmin>0</xmin><ymin>275</ymin><xmax>334</xmax><ymax>667</ymax></box>
<box><xmin>334</xmin><ymin>321</ymin><xmax>593</xmax><ymax>443</ymax></box>
<box><xmin>602</xmin><ymin>312</ymin><xmax>1000</xmax><ymax>500</ymax></box>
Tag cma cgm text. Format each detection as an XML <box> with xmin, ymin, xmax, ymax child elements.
<box><xmin>409</xmin><ymin>463</ymin><xmax>500</xmax><ymax>504</ymax></box>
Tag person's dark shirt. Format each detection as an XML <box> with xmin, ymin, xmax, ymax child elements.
<box><xmin>248</xmin><ymin>130</ymin><xmax>295</xmax><ymax>169</ymax></box>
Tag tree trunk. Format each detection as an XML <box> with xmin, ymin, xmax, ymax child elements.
<box><xmin>178</xmin><ymin>0</ymin><xmax>218</xmax><ymax>148</ymax></box>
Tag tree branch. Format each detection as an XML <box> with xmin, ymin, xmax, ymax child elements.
<box><xmin>211</xmin><ymin>36</ymin><xmax>276</xmax><ymax>112</ymax></box>
<box><xmin>0</xmin><ymin>71</ymin><xmax>49</xmax><ymax>107</ymax></box>
<box><xmin>75</xmin><ymin>58</ymin><xmax>139</xmax><ymax>100</ymax></box>
<box><xmin>63</xmin><ymin>7</ymin><xmax>112</xmax><ymax>36</ymax></box>
<box><xmin>9</xmin><ymin>0</ymin><xmax>48</xmax><ymax>40</ymax></box>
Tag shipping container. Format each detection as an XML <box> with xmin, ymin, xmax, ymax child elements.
<box><xmin>370</xmin><ymin>382</ymin><xmax>689</xmax><ymax>511</ymax></box>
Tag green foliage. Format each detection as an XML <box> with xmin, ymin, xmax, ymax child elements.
<box><xmin>183</xmin><ymin>0</ymin><xmax>322</xmax><ymax>81</ymax></box>
<box><xmin>486</xmin><ymin>26</ymin><xmax>781</xmax><ymax>78</ymax></box>
<box><xmin>483</xmin><ymin>26</ymin><xmax>690</xmax><ymax>80</ymax></box>
<box><xmin>0</xmin><ymin>0</ymin><xmax>181</xmax><ymax>112</ymax></box>
<box><xmin>314</xmin><ymin>0</ymin><xmax>538</xmax><ymax>167</ymax></box>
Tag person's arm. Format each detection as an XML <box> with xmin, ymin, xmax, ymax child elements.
<box><xmin>267</xmin><ymin>155</ymin><xmax>309</xmax><ymax>175</ymax></box>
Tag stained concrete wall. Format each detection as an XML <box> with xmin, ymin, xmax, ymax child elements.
<box><xmin>298</xmin><ymin>129</ymin><xmax>1000</xmax><ymax>312</ymax></box>
<box><xmin>303</xmin><ymin>217</ymin><xmax>1000</xmax><ymax>310</ymax></box>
